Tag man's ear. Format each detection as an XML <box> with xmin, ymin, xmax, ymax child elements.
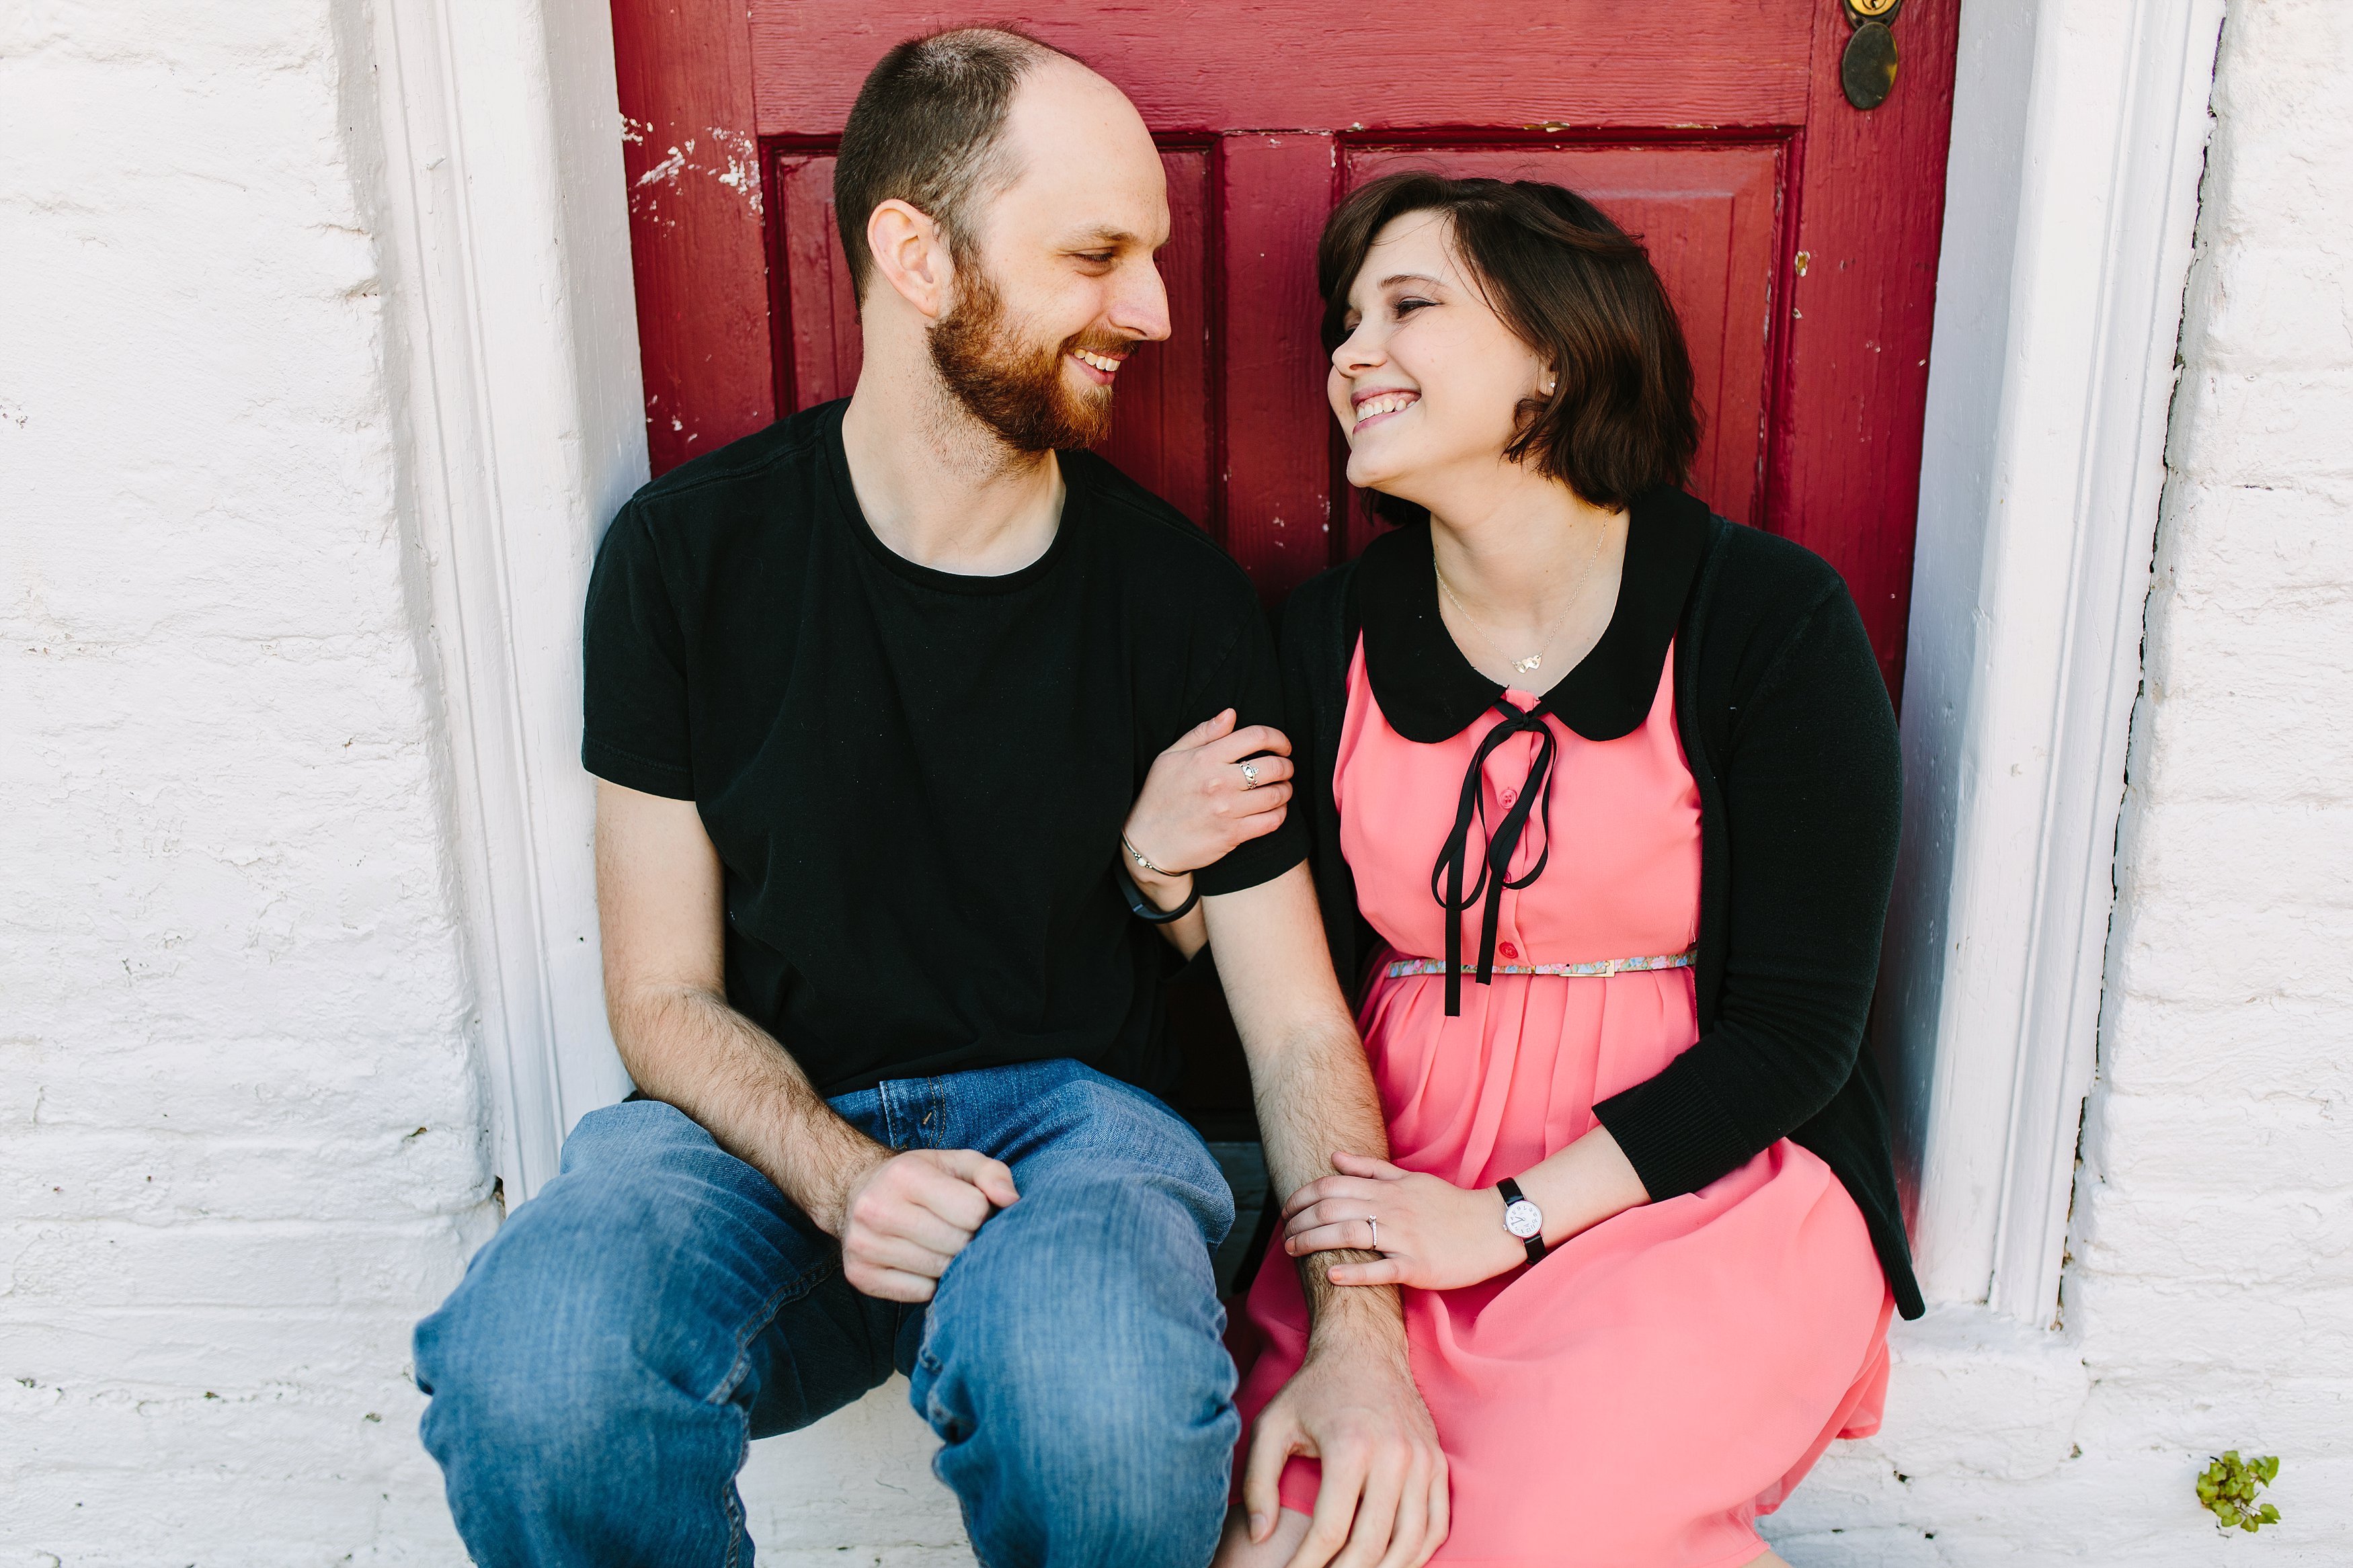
<box><xmin>866</xmin><ymin>199</ymin><xmax>955</xmax><ymax>320</ymax></box>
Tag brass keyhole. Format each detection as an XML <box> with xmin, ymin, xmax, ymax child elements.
<box><xmin>1840</xmin><ymin>0</ymin><xmax>1903</xmax><ymax>110</ymax></box>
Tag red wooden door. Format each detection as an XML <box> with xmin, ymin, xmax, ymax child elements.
<box><xmin>609</xmin><ymin>3</ymin><xmax>1958</xmax><ymax>1122</ymax></box>
<box><xmin>612</xmin><ymin>1</ymin><xmax>1959</xmax><ymax>692</ymax></box>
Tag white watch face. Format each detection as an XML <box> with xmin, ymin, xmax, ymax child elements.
<box><xmin>1503</xmin><ymin>1198</ymin><xmax>1544</xmax><ymax>1240</ymax></box>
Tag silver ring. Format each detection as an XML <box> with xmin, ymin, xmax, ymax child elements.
<box><xmin>1367</xmin><ymin>1216</ymin><xmax>1380</xmax><ymax>1251</ymax></box>
<box><xmin>1240</xmin><ymin>760</ymin><xmax>1261</xmax><ymax>789</ymax></box>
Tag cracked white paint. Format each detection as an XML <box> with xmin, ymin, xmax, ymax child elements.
<box><xmin>634</xmin><ymin>144</ymin><xmax>686</xmax><ymax>188</ymax></box>
<box><xmin>629</xmin><ymin>125</ymin><xmax>762</xmax><ymax>221</ymax></box>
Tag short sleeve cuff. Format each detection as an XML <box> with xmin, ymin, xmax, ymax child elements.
<box><xmin>1192</xmin><ymin>817</ymin><xmax>1308</xmax><ymax>898</ymax></box>
<box><xmin>582</xmin><ymin>736</ymin><xmax>695</xmax><ymax>800</ymax></box>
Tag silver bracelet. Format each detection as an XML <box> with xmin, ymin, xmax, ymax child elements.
<box><xmin>1121</xmin><ymin>835</ymin><xmax>1171</xmax><ymax>876</ymax></box>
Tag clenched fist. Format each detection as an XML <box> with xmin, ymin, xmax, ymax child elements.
<box><xmin>834</xmin><ymin>1148</ymin><xmax>1021</xmax><ymax>1302</ymax></box>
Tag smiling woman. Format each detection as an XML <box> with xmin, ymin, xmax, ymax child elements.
<box><xmin>1320</xmin><ymin>171</ymin><xmax>1701</xmax><ymax>524</ymax></box>
<box><xmin>1214</xmin><ymin>171</ymin><xmax>1914</xmax><ymax>1568</ymax></box>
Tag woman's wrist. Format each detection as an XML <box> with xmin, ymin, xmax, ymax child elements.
<box><xmin>1115</xmin><ymin>833</ymin><xmax>1193</xmax><ymax>914</ymax></box>
<box><xmin>1472</xmin><ymin>1193</ymin><xmax>1530</xmax><ymax>1278</ymax></box>
<box><xmin>1508</xmin><ymin>1126</ymin><xmax>1650</xmax><ymax>1250</ymax></box>
<box><xmin>1131</xmin><ymin>864</ymin><xmax>1195</xmax><ymax>912</ymax></box>
<box><xmin>1119</xmin><ymin>829</ymin><xmax>1195</xmax><ymax>907</ymax></box>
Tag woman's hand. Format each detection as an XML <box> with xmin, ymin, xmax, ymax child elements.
<box><xmin>1122</xmin><ymin>708</ymin><xmax>1293</xmax><ymax>880</ymax></box>
<box><xmin>1281</xmin><ymin>1152</ymin><xmax>1525</xmax><ymax>1291</ymax></box>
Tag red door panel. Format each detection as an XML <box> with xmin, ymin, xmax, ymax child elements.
<box><xmin>745</xmin><ymin>3</ymin><xmax>1817</xmax><ymax>131</ymax></box>
<box><xmin>771</xmin><ymin>155</ymin><xmax>862</xmax><ymax>411</ymax></box>
<box><xmin>1219</xmin><ymin>132</ymin><xmax>1339</xmax><ymax>593</ymax></box>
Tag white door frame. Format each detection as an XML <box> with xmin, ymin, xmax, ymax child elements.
<box><xmin>369</xmin><ymin>0</ymin><xmax>647</xmax><ymax>1199</ymax></box>
<box><xmin>373</xmin><ymin>0</ymin><xmax>2228</xmax><ymax>1278</ymax></box>
<box><xmin>1878</xmin><ymin>0</ymin><xmax>2224</xmax><ymax>1325</ymax></box>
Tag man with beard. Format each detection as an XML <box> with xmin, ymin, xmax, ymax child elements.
<box><xmin>411</xmin><ymin>28</ymin><xmax>1445</xmax><ymax>1568</ymax></box>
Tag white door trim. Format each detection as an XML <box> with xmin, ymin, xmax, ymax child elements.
<box><xmin>369</xmin><ymin>0</ymin><xmax>647</xmax><ymax>1200</ymax></box>
<box><xmin>1878</xmin><ymin>0</ymin><xmax>2225</xmax><ymax>1324</ymax></box>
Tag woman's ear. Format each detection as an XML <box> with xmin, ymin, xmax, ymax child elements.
<box><xmin>865</xmin><ymin>199</ymin><xmax>956</xmax><ymax>319</ymax></box>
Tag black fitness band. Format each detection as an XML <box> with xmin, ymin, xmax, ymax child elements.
<box><xmin>1113</xmin><ymin>858</ymin><xmax>1199</xmax><ymax>925</ymax></box>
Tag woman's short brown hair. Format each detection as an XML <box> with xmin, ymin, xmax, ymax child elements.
<box><xmin>1318</xmin><ymin>171</ymin><xmax>1701</xmax><ymax>512</ymax></box>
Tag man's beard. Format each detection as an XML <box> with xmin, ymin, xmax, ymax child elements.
<box><xmin>928</xmin><ymin>258</ymin><xmax>1120</xmax><ymax>453</ymax></box>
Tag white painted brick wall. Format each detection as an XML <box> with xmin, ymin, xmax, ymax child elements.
<box><xmin>1767</xmin><ymin>1</ymin><xmax>2353</xmax><ymax>1561</ymax></box>
<box><xmin>5</xmin><ymin>1</ymin><xmax>2349</xmax><ymax>1564</ymax></box>
<box><xmin>1</xmin><ymin>4</ymin><xmax>490</xmax><ymax>1562</ymax></box>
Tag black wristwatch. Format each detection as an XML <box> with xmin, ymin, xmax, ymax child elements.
<box><xmin>1497</xmin><ymin>1177</ymin><xmax>1547</xmax><ymax>1264</ymax></box>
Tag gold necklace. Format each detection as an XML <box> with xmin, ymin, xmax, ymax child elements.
<box><xmin>1432</xmin><ymin>522</ymin><xmax>1609</xmax><ymax>679</ymax></box>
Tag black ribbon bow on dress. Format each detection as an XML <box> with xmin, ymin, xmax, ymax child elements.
<box><xmin>1429</xmin><ymin>698</ymin><xmax>1559</xmax><ymax>1017</ymax></box>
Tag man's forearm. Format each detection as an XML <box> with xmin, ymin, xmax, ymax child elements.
<box><xmin>612</xmin><ymin>983</ymin><xmax>886</xmax><ymax>1234</ymax></box>
<box><xmin>1251</xmin><ymin>1016</ymin><xmax>1408</xmax><ymax>1348</ymax></box>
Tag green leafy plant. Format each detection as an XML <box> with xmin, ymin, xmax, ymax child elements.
<box><xmin>2196</xmin><ymin>1451</ymin><xmax>2281</xmax><ymax>1534</ymax></box>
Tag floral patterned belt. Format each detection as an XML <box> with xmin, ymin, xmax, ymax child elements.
<box><xmin>1383</xmin><ymin>945</ymin><xmax>1697</xmax><ymax>981</ymax></box>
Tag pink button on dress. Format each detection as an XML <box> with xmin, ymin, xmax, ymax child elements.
<box><xmin>1230</xmin><ymin>639</ymin><xmax>1892</xmax><ymax>1568</ymax></box>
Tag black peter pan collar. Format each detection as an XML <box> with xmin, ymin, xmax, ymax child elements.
<box><xmin>1352</xmin><ymin>485</ymin><xmax>1713</xmax><ymax>1014</ymax></box>
<box><xmin>1356</xmin><ymin>485</ymin><xmax>1712</xmax><ymax>745</ymax></box>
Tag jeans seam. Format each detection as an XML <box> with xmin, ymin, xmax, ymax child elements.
<box><xmin>721</xmin><ymin>1396</ymin><xmax>750</xmax><ymax>1568</ymax></box>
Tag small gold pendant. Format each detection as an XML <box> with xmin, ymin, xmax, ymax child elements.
<box><xmin>1512</xmin><ymin>654</ymin><xmax>1543</xmax><ymax>675</ymax></box>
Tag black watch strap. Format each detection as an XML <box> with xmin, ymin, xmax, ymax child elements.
<box><xmin>1113</xmin><ymin>858</ymin><xmax>1199</xmax><ymax>925</ymax></box>
<box><xmin>1497</xmin><ymin>1176</ymin><xmax>1547</xmax><ymax>1264</ymax></box>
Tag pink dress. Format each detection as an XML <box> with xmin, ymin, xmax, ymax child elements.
<box><xmin>1230</xmin><ymin>639</ymin><xmax>1892</xmax><ymax>1568</ymax></box>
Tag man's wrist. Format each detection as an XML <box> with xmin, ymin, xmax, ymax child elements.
<box><xmin>1303</xmin><ymin>1258</ymin><xmax>1408</xmax><ymax>1350</ymax></box>
<box><xmin>1304</xmin><ymin>1311</ymin><xmax>1412</xmax><ymax>1375</ymax></box>
<box><xmin>805</xmin><ymin>1137</ymin><xmax>893</xmax><ymax>1237</ymax></box>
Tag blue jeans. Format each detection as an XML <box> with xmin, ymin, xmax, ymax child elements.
<box><xmin>413</xmin><ymin>1059</ymin><xmax>1239</xmax><ymax>1568</ymax></box>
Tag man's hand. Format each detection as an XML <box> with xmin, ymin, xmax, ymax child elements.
<box><xmin>834</xmin><ymin>1148</ymin><xmax>1021</xmax><ymax>1302</ymax></box>
<box><xmin>1239</xmin><ymin>1342</ymin><xmax>1449</xmax><ymax>1568</ymax></box>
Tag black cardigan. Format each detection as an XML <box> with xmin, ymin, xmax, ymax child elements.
<box><xmin>1278</xmin><ymin>487</ymin><xmax>1921</xmax><ymax>1319</ymax></box>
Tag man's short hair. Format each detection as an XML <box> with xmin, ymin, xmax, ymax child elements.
<box><xmin>834</xmin><ymin>28</ymin><xmax>1076</xmax><ymax>301</ymax></box>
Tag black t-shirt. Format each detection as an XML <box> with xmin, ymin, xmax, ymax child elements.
<box><xmin>582</xmin><ymin>399</ymin><xmax>1304</xmax><ymax>1098</ymax></box>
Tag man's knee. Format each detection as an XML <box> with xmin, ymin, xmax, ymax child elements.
<box><xmin>1015</xmin><ymin>1071</ymin><xmax>1238</xmax><ymax>1249</ymax></box>
<box><xmin>923</xmin><ymin>1178</ymin><xmax>1238</xmax><ymax>1557</ymax></box>
<box><xmin>992</xmin><ymin>1321</ymin><xmax>1237</xmax><ymax>1477</ymax></box>
<box><xmin>414</xmin><ymin>1106</ymin><xmax>744</xmax><ymax>1464</ymax></box>
<box><xmin>932</xmin><ymin>1326</ymin><xmax>1236</xmax><ymax>1564</ymax></box>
